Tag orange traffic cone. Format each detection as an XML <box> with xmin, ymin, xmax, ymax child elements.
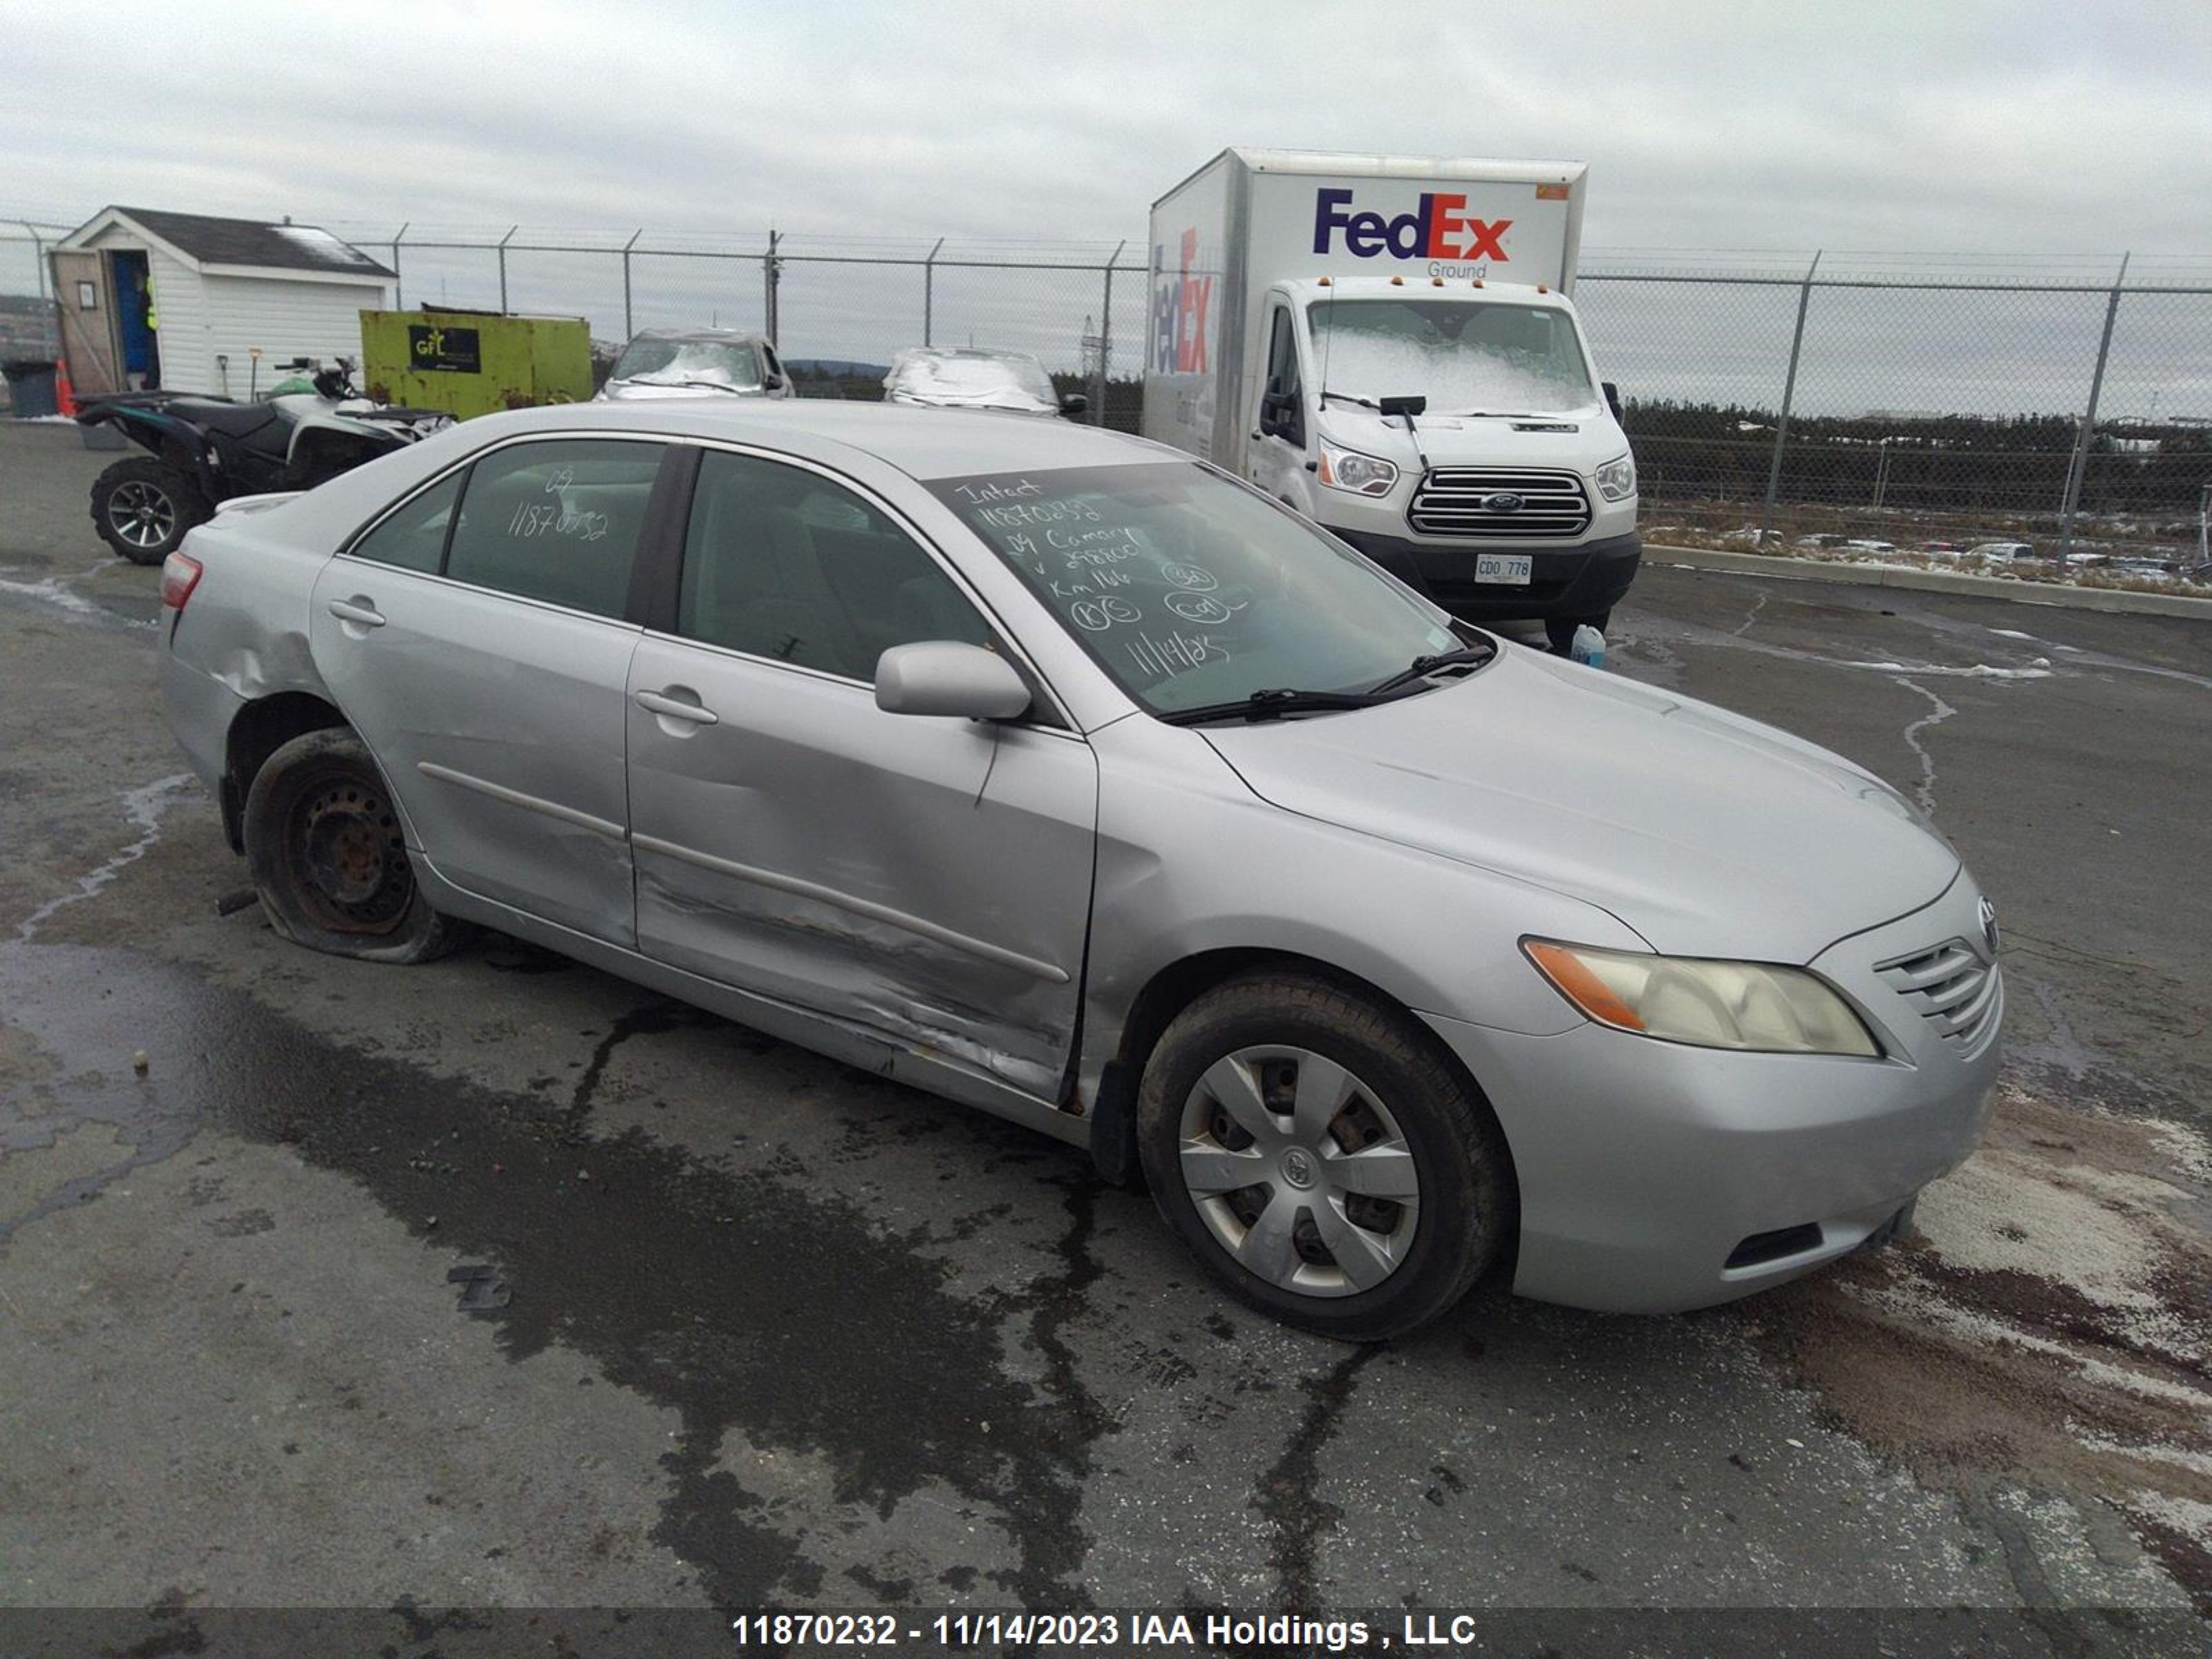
<box><xmin>54</xmin><ymin>358</ymin><xmax>77</xmax><ymax>418</ymax></box>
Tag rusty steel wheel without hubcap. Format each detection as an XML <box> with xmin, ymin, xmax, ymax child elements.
<box><xmin>290</xmin><ymin>776</ymin><xmax>412</xmax><ymax>934</ymax></box>
<box><xmin>1177</xmin><ymin>1044</ymin><xmax>1422</xmax><ymax>1297</ymax></box>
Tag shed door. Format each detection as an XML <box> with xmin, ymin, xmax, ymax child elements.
<box><xmin>50</xmin><ymin>250</ymin><xmax>122</xmax><ymax>398</ymax></box>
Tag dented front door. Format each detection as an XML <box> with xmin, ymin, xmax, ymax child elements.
<box><xmin>624</xmin><ymin>636</ymin><xmax>1098</xmax><ymax>1101</ymax></box>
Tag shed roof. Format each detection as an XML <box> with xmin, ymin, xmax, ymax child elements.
<box><xmin>63</xmin><ymin>207</ymin><xmax>395</xmax><ymax>280</ymax></box>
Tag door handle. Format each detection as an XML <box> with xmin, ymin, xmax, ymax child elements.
<box><xmin>635</xmin><ymin>688</ymin><xmax>718</xmax><ymax>726</ymax></box>
<box><xmin>326</xmin><ymin>598</ymin><xmax>385</xmax><ymax>628</ymax></box>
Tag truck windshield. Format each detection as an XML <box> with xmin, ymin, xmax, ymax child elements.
<box><xmin>1307</xmin><ymin>299</ymin><xmax>1595</xmax><ymax>416</ymax></box>
<box><xmin>927</xmin><ymin>462</ymin><xmax>1461</xmax><ymax>717</ymax></box>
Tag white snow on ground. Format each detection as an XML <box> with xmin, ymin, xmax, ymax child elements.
<box><xmin>2123</xmin><ymin>1493</ymin><xmax>2212</xmax><ymax>1551</ymax></box>
<box><xmin>16</xmin><ymin>774</ymin><xmax>198</xmax><ymax>944</ymax></box>
<box><xmin>1987</xmin><ymin>628</ymin><xmax>2038</xmax><ymax>640</ymax></box>
<box><xmin>0</xmin><ymin>564</ymin><xmax>149</xmax><ymax>627</ymax></box>
<box><xmin>1843</xmin><ymin>658</ymin><xmax>2054</xmax><ymax>679</ymax></box>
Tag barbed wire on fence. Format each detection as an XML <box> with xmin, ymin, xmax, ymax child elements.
<box><xmin>3</xmin><ymin>216</ymin><xmax>2208</xmax><ymax>559</ymax></box>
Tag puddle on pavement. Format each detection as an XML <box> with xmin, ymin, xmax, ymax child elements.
<box><xmin>1756</xmin><ymin>1084</ymin><xmax>2212</xmax><ymax>1606</ymax></box>
<box><xmin>0</xmin><ymin>940</ymin><xmax>1103</xmax><ymax>1604</ymax></box>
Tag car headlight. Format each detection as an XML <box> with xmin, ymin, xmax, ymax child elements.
<box><xmin>1317</xmin><ymin>442</ymin><xmax>1398</xmax><ymax>497</ymax></box>
<box><xmin>1594</xmin><ymin>452</ymin><xmax>1636</xmax><ymax>502</ymax></box>
<box><xmin>1523</xmin><ymin>939</ymin><xmax>1880</xmax><ymax>1057</ymax></box>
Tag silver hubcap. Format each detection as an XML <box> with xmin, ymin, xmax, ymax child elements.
<box><xmin>1177</xmin><ymin>1045</ymin><xmax>1421</xmax><ymax>1298</ymax></box>
<box><xmin>109</xmin><ymin>480</ymin><xmax>176</xmax><ymax>550</ymax></box>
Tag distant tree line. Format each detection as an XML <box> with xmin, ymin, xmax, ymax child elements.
<box><xmin>1624</xmin><ymin>398</ymin><xmax>2211</xmax><ymax>517</ymax></box>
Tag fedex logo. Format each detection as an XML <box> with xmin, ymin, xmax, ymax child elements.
<box><xmin>1312</xmin><ymin>188</ymin><xmax>1511</xmax><ymax>263</ymax></box>
<box><xmin>1152</xmin><ymin>225</ymin><xmax>1212</xmax><ymax>375</ymax></box>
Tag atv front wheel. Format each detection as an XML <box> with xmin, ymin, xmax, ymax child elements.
<box><xmin>90</xmin><ymin>457</ymin><xmax>210</xmax><ymax>565</ymax></box>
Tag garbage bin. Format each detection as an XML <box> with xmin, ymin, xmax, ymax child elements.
<box><xmin>1</xmin><ymin>359</ymin><xmax>59</xmax><ymax>420</ymax></box>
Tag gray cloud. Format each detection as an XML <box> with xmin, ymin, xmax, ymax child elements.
<box><xmin>5</xmin><ymin>0</ymin><xmax>2208</xmax><ymax>255</ymax></box>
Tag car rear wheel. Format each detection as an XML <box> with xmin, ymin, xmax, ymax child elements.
<box><xmin>1136</xmin><ymin>971</ymin><xmax>1513</xmax><ymax>1341</ymax></box>
<box><xmin>242</xmin><ymin>729</ymin><xmax>463</xmax><ymax>963</ymax></box>
<box><xmin>89</xmin><ymin>456</ymin><xmax>210</xmax><ymax>565</ymax></box>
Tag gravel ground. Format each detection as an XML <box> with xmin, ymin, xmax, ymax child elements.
<box><xmin>1</xmin><ymin>420</ymin><xmax>2206</xmax><ymax>1654</ymax></box>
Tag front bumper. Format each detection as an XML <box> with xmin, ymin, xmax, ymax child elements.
<box><xmin>1333</xmin><ymin>527</ymin><xmax>1641</xmax><ymax>624</ymax></box>
<box><xmin>1419</xmin><ymin>879</ymin><xmax>2003</xmax><ymax>1313</ymax></box>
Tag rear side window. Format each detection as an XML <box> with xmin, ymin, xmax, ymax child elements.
<box><xmin>350</xmin><ymin>471</ymin><xmax>462</xmax><ymax>574</ymax></box>
<box><xmin>444</xmin><ymin>439</ymin><xmax>666</xmax><ymax>619</ymax></box>
<box><xmin>678</xmin><ymin>450</ymin><xmax>989</xmax><ymax>681</ymax></box>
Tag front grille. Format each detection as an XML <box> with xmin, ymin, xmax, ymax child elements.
<box><xmin>1408</xmin><ymin>467</ymin><xmax>1592</xmax><ymax>539</ymax></box>
<box><xmin>1876</xmin><ymin>938</ymin><xmax>2003</xmax><ymax>1058</ymax></box>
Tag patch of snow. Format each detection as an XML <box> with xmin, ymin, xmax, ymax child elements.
<box><xmin>17</xmin><ymin>774</ymin><xmax>198</xmax><ymax>943</ymax></box>
<box><xmin>1842</xmin><ymin>659</ymin><xmax>2054</xmax><ymax>680</ymax></box>
<box><xmin>884</xmin><ymin>348</ymin><xmax>1058</xmax><ymax>414</ymax></box>
<box><xmin>271</xmin><ymin>224</ymin><xmax>379</xmax><ymax>268</ymax></box>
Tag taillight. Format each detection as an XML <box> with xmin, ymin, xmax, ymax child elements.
<box><xmin>160</xmin><ymin>552</ymin><xmax>203</xmax><ymax>610</ymax></box>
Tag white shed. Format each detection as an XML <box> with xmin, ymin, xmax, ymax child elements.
<box><xmin>51</xmin><ymin>206</ymin><xmax>395</xmax><ymax>400</ymax></box>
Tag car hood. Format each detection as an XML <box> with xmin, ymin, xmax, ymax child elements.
<box><xmin>1199</xmin><ymin>644</ymin><xmax>1959</xmax><ymax>964</ymax></box>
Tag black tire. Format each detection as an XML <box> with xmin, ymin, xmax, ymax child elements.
<box><xmin>1544</xmin><ymin>608</ymin><xmax>1611</xmax><ymax>654</ymax></box>
<box><xmin>1136</xmin><ymin>971</ymin><xmax>1514</xmax><ymax>1342</ymax></box>
<box><xmin>89</xmin><ymin>456</ymin><xmax>211</xmax><ymax>565</ymax></box>
<box><xmin>242</xmin><ymin>729</ymin><xmax>463</xmax><ymax>964</ymax></box>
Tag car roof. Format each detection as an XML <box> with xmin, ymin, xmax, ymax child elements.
<box><xmin>461</xmin><ymin>399</ymin><xmax>1168</xmax><ymax>482</ymax></box>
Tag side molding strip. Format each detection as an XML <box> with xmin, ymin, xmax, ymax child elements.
<box><xmin>632</xmin><ymin>832</ymin><xmax>1069</xmax><ymax>984</ymax></box>
<box><xmin>415</xmin><ymin>762</ymin><xmax>627</xmax><ymax>842</ymax></box>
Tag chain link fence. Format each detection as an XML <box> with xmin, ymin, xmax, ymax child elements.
<box><xmin>6</xmin><ymin>218</ymin><xmax>2208</xmax><ymax>562</ymax></box>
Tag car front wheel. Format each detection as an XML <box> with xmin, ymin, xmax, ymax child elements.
<box><xmin>1136</xmin><ymin>971</ymin><xmax>1514</xmax><ymax>1341</ymax></box>
<box><xmin>242</xmin><ymin>729</ymin><xmax>462</xmax><ymax>963</ymax></box>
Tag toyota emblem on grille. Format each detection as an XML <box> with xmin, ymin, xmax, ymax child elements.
<box><xmin>1484</xmin><ymin>491</ymin><xmax>1526</xmax><ymax>514</ymax></box>
<box><xmin>1978</xmin><ymin>896</ymin><xmax>2000</xmax><ymax>955</ymax></box>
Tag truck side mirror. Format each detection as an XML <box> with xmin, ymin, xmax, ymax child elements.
<box><xmin>1602</xmin><ymin>381</ymin><xmax>1623</xmax><ymax>421</ymax></box>
<box><xmin>1058</xmin><ymin>392</ymin><xmax>1089</xmax><ymax>417</ymax></box>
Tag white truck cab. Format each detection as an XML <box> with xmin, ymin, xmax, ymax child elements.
<box><xmin>1144</xmin><ymin>149</ymin><xmax>1640</xmax><ymax>646</ymax></box>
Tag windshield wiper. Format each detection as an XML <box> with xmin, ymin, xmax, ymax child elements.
<box><xmin>628</xmin><ymin>376</ymin><xmax>751</xmax><ymax>392</ymax></box>
<box><xmin>1317</xmin><ymin>390</ymin><xmax>1379</xmax><ymax>410</ymax></box>
<box><xmin>1364</xmin><ymin>644</ymin><xmax>1494</xmax><ymax>697</ymax></box>
<box><xmin>1156</xmin><ymin>686</ymin><xmax>1387</xmax><ymax>727</ymax></box>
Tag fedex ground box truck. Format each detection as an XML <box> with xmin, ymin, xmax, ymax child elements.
<box><xmin>1143</xmin><ymin>148</ymin><xmax>1638</xmax><ymax>647</ymax></box>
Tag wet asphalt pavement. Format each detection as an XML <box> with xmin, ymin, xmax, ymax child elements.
<box><xmin>1</xmin><ymin>421</ymin><xmax>2207</xmax><ymax>1651</ymax></box>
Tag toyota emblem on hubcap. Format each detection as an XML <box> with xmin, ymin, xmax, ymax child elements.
<box><xmin>1280</xmin><ymin>1148</ymin><xmax>1316</xmax><ymax>1189</ymax></box>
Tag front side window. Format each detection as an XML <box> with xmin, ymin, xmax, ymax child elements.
<box><xmin>679</xmin><ymin>450</ymin><xmax>990</xmax><ymax>682</ymax></box>
<box><xmin>443</xmin><ymin>439</ymin><xmax>665</xmax><ymax>619</ymax></box>
<box><xmin>1307</xmin><ymin>299</ymin><xmax>1596</xmax><ymax>415</ymax></box>
<box><xmin>927</xmin><ymin>462</ymin><xmax>1458</xmax><ymax>715</ymax></box>
<box><xmin>350</xmin><ymin>469</ymin><xmax>463</xmax><ymax>574</ymax></box>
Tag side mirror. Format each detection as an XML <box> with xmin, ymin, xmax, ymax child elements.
<box><xmin>763</xmin><ymin>372</ymin><xmax>785</xmax><ymax>391</ymax></box>
<box><xmin>875</xmin><ymin>641</ymin><xmax>1032</xmax><ymax>721</ymax></box>
<box><xmin>1058</xmin><ymin>393</ymin><xmax>1088</xmax><ymax>417</ymax></box>
<box><xmin>1602</xmin><ymin>381</ymin><xmax>1623</xmax><ymax>421</ymax></box>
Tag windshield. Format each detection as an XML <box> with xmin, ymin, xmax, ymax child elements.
<box><xmin>612</xmin><ymin>336</ymin><xmax>763</xmax><ymax>391</ymax></box>
<box><xmin>1308</xmin><ymin>299</ymin><xmax>1596</xmax><ymax>415</ymax></box>
<box><xmin>927</xmin><ymin>462</ymin><xmax>1459</xmax><ymax>715</ymax></box>
<box><xmin>888</xmin><ymin>350</ymin><xmax>1058</xmax><ymax>413</ymax></box>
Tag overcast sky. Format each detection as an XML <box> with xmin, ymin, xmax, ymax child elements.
<box><xmin>3</xmin><ymin>0</ymin><xmax>2208</xmax><ymax>260</ymax></box>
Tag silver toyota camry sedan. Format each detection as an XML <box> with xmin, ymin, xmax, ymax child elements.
<box><xmin>158</xmin><ymin>402</ymin><xmax>2000</xmax><ymax>1340</ymax></box>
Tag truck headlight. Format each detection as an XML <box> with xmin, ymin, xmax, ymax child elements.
<box><xmin>1594</xmin><ymin>453</ymin><xmax>1636</xmax><ymax>502</ymax></box>
<box><xmin>1523</xmin><ymin>939</ymin><xmax>1880</xmax><ymax>1057</ymax></box>
<box><xmin>1317</xmin><ymin>442</ymin><xmax>1398</xmax><ymax>497</ymax></box>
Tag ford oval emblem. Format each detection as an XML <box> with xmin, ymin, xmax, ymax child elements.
<box><xmin>1485</xmin><ymin>492</ymin><xmax>1526</xmax><ymax>514</ymax></box>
